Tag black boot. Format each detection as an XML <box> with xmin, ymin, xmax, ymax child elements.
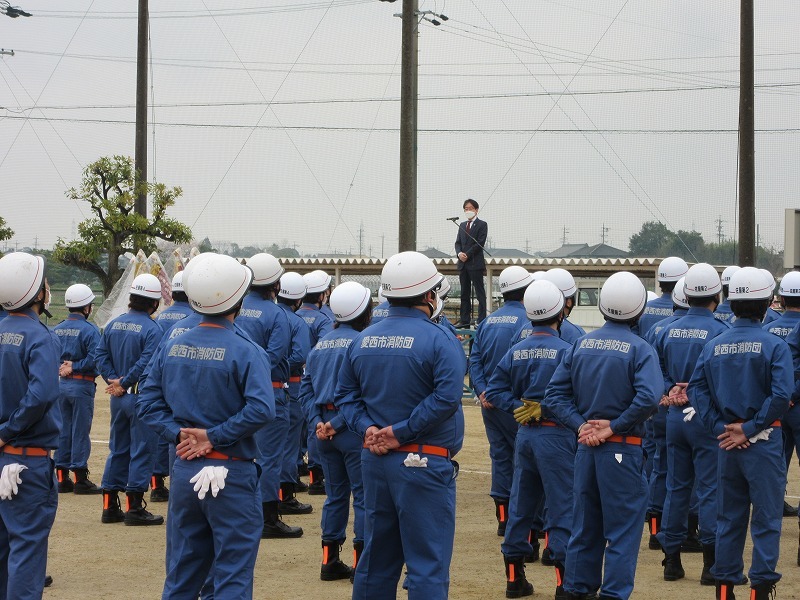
<box><xmin>72</xmin><ymin>468</ymin><xmax>102</xmax><ymax>495</ymax></box>
<box><xmin>494</xmin><ymin>497</ymin><xmax>509</xmax><ymax>536</ymax></box>
<box><xmin>44</xmin><ymin>575</ymin><xmax>53</xmax><ymax>587</ymax></box>
<box><xmin>350</xmin><ymin>540</ymin><xmax>363</xmax><ymax>584</ymax></box>
<box><xmin>648</xmin><ymin>511</ymin><xmax>662</xmax><ymax>550</ymax></box>
<box><xmin>294</xmin><ymin>479</ymin><xmax>309</xmax><ymax>493</ymax></box>
<box><xmin>783</xmin><ymin>499</ymin><xmax>798</xmax><ymax>517</ymax></box>
<box><xmin>524</xmin><ymin>529</ymin><xmax>540</xmax><ymax>563</ymax></box>
<box><xmin>124</xmin><ymin>492</ymin><xmax>164</xmax><ymax>526</ymax></box>
<box><xmin>662</xmin><ymin>551</ymin><xmax>685</xmax><ymax>581</ymax></box>
<box><xmin>261</xmin><ymin>501</ymin><xmax>303</xmax><ymax>538</ymax></box>
<box><xmin>308</xmin><ymin>466</ymin><xmax>326</xmax><ymax>495</ymax></box>
<box><xmin>320</xmin><ymin>540</ymin><xmax>353</xmax><ymax>581</ymax></box>
<box><xmin>149</xmin><ymin>475</ymin><xmax>169</xmax><ymax>502</ymax></box>
<box><xmin>701</xmin><ymin>544</ymin><xmax>716</xmax><ymax>586</ymax></box>
<box><xmin>554</xmin><ymin>561</ymin><xmax>568</xmax><ymax>599</ymax></box>
<box><xmin>101</xmin><ymin>490</ymin><xmax>125</xmax><ymax>524</ymax></box>
<box><xmin>541</xmin><ymin>532</ymin><xmax>555</xmax><ymax>565</ymax></box>
<box><xmin>681</xmin><ymin>513</ymin><xmax>703</xmax><ymax>553</ymax></box>
<box><xmin>278</xmin><ymin>482</ymin><xmax>313</xmax><ymax>515</ymax></box>
<box><xmin>56</xmin><ymin>467</ymin><xmax>73</xmax><ymax>493</ymax></box>
<box><xmin>503</xmin><ymin>555</ymin><xmax>533</xmax><ymax>598</ymax></box>
<box><xmin>715</xmin><ymin>581</ymin><xmax>736</xmax><ymax>600</ymax></box>
<box><xmin>750</xmin><ymin>582</ymin><xmax>776</xmax><ymax>600</ymax></box>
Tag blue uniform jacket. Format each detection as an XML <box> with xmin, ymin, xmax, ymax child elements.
<box><xmin>53</xmin><ymin>313</ymin><xmax>101</xmax><ymax>375</ymax></box>
<box><xmin>299</xmin><ymin>324</ymin><xmax>358</xmax><ymax>433</ymax></box>
<box><xmin>137</xmin><ymin>317</ymin><xmax>275</xmax><ymax>459</ymax></box>
<box><xmin>235</xmin><ymin>291</ymin><xmax>290</xmax><ymax>383</ymax></box>
<box><xmin>637</xmin><ymin>293</ymin><xmax>674</xmax><ymax>339</ymax></box>
<box><xmin>96</xmin><ymin>309</ymin><xmax>162</xmax><ymax>390</ymax></box>
<box><xmin>0</xmin><ymin>309</ymin><xmax>61</xmax><ymax>448</ymax></box>
<box><xmin>155</xmin><ymin>301</ymin><xmax>192</xmax><ymax>334</ymax></box>
<box><xmin>763</xmin><ymin>310</ymin><xmax>800</xmax><ymax>340</ymax></box>
<box><xmin>278</xmin><ymin>303</ymin><xmax>312</xmax><ymax>377</ymax></box>
<box><xmin>763</xmin><ymin>307</ymin><xmax>780</xmax><ymax>325</ymax></box>
<box><xmin>689</xmin><ymin>319</ymin><xmax>793</xmax><ymax>439</ymax></box>
<box><xmin>714</xmin><ymin>300</ymin><xmax>734</xmax><ymax>323</ymax></box>
<box><xmin>512</xmin><ymin>316</ymin><xmax>584</xmax><ymax>347</ymax></box>
<box><xmin>644</xmin><ymin>308</ymin><xmax>687</xmax><ymax>345</ymax></box>
<box><xmin>469</xmin><ymin>300</ymin><xmax>528</xmax><ymax>396</ymax></box>
<box><xmin>543</xmin><ymin>321</ymin><xmax>662</xmax><ymax>436</ymax></box>
<box><xmin>654</xmin><ymin>307</ymin><xmax>729</xmax><ymax>395</ymax></box>
<box><xmin>298</xmin><ymin>303</ymin><xmax>333</xmax><ymax>345</ymax></box>
<box><xmin>485</xmin><ymin>326</ymin><xmax>571</xmax><ymax>417</ymax></box>
<box><xmin>320</xmin><ymin>303</ymin><xmax>334</xmax><ymax>321</ymax></box>
<box><xmin>369</xmin><ymin>301</ymin><xmax>390</xmax><ymax>326</ymax></box>
<box><xmin>334</xmin><ymin>307</ymin><xmax>466</xmax><ymax>452</ymax></box>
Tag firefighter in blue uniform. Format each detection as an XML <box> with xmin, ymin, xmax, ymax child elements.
<box><xmin>643</xmin><ymin>277</ymin><xmax>690</xmax><ymax>344</ymax></box>
<box><xmin>149</xmin><ymin>270</ymin><xmax>191</xmax><ymax>503</ymax></box>
<box><xmin>311</xmin><ymin>269</ymin><xmax>335</xmax><ymax>321</ymax></box>
<box><xmin>137</xmin><ymin>252</ymin><xmax>275</xmax><ymax>599</ymax></box>
<box><xmin>540</xmin><ymin>268</ymin><xmax>585</xmax><ymax>344</ymax></box>
<box><xmin>0</xmin><ymin>252</ymin><xmax>60</xmax><ymax>600</ymax></box>
<box><xmin>335</xmin><ymin>251</ymin><xmax>465</xmax><ymax>600</ymax></box>
<box><xmin>96</xmin><ymin>273</ymin><xmax>164</xmax><ymax>526</ymax></box>
<box><xmin>276</xmin><ymin>273</ymin><xmax>312</xmax><ymax>498</ymax></box>
<box><xmin>544</xmin><ymin>271</ymin><xmax>661</xmax><ymax>600</ymax></box>
<box><xmin>714</xmin><ymin>266</ymin><xmax>740</xmax><ymax>324</ymax></box>
<box><xmin>235</xmin><ymin>253</ymin><xmax>309</xmax><ymax>537</ymax></box>
<box><xmin>690</xmin><ymin>267</ymin><xmax>793</xmax><ymax>600</ymax></box>
<box><xmin>300</xmin><ymin>270</ymin><xmax>334</xmax><ymax>495</ymax></box>
<box><xmin>370</xmin><ymin>287</ymin><xmax>390</xmax><ymax>326</ymax></box>
<box><xmin>653</xmin><ymin>264</ymin><xmax>729</xmax><ymax>585</ymax></box>
<box><xmin>759</xmin><ymin>269</ymin><xmax>781</xmax><ymax>325</ymax></box>
<box><xmin>432</xmin><ymin>277</ymin><xmax>458</xmax><ymax>337</ymax></box>
<box><xmin>486</xmin><ymin>280</ymin><xmax>573</xmax><ymax>599</ymax></box>
<box><xmin>469</xmin><ymin>266</ymin><xmax>534</xmax><ymax>537</ymax></box>
<box><xmin>53</xmin><ymin>283</ymin><xmax>102</xmax><ymax>495</ymax></box>
<box><xmin>300</xmin><ymin>281</ymin><xmax>371</xmax><ymax>582</ymax></box>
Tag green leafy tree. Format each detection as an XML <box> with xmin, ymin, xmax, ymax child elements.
<box><xmin>0</xmin><ymin>216</ymin><xmax>13</xmax><ymax>246</ymax></box>
<box><xmin>53</xmin><ymin>156</ymin><xmax>193</xmax><ymax>296</ymax></box>
<box><xmin>628</xmin><ymin>221</ymin><xmax>675</xmax><ymax>256</ymax></box>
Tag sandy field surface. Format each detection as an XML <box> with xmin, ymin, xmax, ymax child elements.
<box><xmin>43</xmin><ymin>397</ymin><xmax>800</xmax><ymax>599</ymax></box>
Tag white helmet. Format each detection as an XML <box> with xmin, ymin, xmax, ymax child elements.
<box><xmin>542</xmin><ymin>268</ymin><xmax>578</xmax><ymax>298</ymax></box>
<box><xmin>182</xmin><ymin>252</ymin><xmax>253</xmax><ymax>315</ymax></box>
<box><xmin>247</xmin><ymin>253</ymin><xmax>284</xmax><ymax>286</ymax></box>
<box><xmin>65</xmin><ymin>284</ymin><xmax>96</xmax><ymax>308</ymax></box>
<box><xmin>380</xmin><ymin>251</ymin><xmax>442</xmax><ymax>299</ymax></box>
<box><xmin>171</xmin><ymin>271</ymin><xmax>184</xmax><ymax>292</ymax></box>
<box><xmin>130</xmin><ymin>273</ymin><xmax>162</xmax><ymax>300</ymax></box>
<box><xmin>0</xmin><ymin>252</ymin><xmax>45</xmax><ymax>310</ymax></box>
<box><xmin>657</xmin><ymin>256</ymin><xmax>689</xmax><ymax>282</ymax></box>
<box><xmin>728</xmin><ymin>267</ymin><xmax>773</xmax><ymax>301</ymax></box>
<box><xmin>524</xmin><ymin>280</ymin><xmax>565</xmax><ymax>322</ymax></box>
<box><xmin>758</xmin><ymin>269</ymin><xmax>776</xmax><ymax>292</ymax></box>
<box><xmin>683</xmin><ymin>263</ymin><xmax>722</xmax><ymax>298</ymax></box>
<box><xmin>304</xmin><ymin>270</ymin><xmax>332</xmax><ymax>294</ymax></box>
<box><xmin>498</xmin><ymin>266</ymin><xmax>534</xmax><ymax>294</ymax></box>
<box><xmin>278</xmin><ymin>272</ymin><xmax>306</xmax><ymax>300</ymax></box>
<box><xmin>329</xmin><ymin>281</ymin><xmax>371</xmax><ymax>323</ymax></box>
<box><xmin>671</xmin><ymin>277</ymin><xmax>689</xmax><ymax>309</ymax></box>
<box><xmin>720</xmin><ymin>265</ymin><xmax>741</xmax><ymax>286</ymax></box>
<box><xmin>779</xmin><ymin>271</ymin><xmax>800</xmax><ymax>297</ymax></box>
<box><xmin>647</xmin><ymin>291</ymin><xmax>659</xmax><ymax>303</ymax></box>
<box><xmin>599</xmin><ymin>271</ymin><xmax>647</xmax><ymax>321</ymax></box>
<box><xmin>532</xmin><ymin>272</ymin><xmax>546</xmax><ymax>281</ymax></box>
<box><xmin>438</xmin><ymin>276</ymin><xmax>452</xmax><ymax>299</ymax></box>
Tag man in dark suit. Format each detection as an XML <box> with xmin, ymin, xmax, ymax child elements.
<box><xmin>454</xmin><ymin>199</ymin><xmax>488</xmax><ymax>327</ymax></box>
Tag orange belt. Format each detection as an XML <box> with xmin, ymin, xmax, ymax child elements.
<box><xmin>0</xmin><ymin>444</ymin><xmax>50</xmax><ymax>457</ymax></box>
<box><xmin>204</xmin><ymin>450</ymin><xmax>244</xmax><ymax>461</ymax></box>
<box><xmin>394</xmin><ymin>443</ymin><xmax>450</xmax><ymax>458</ymax></box>
<box><xmin>288</xmin><ymin>376</ymin><xmax>301</xmax><ymax>383</ymax></box>
<box><xmin>271</xmin><ymin>381</ymin><xmax>285</xmax><ymax>389</ymax></box>
<box><xmin>734</xmin><ymin>419</ymin><xmax>781</xmax><ymax>428</ymax></box>
<box><xmin>323</xmin><ymin>403</ymin><xmax>337</xmax><ymax>411</ymax></box>
<box><xmin>606</xmin><ymin>435</ymin><xmax>642</xmax><ymax>446</ymax></box>
<box><xmin>523</xmin><ymin>419</ymin><xmax>559</xmax><ymax>428</ymax></box>
<box><xmin>62</xmin><ymin>373</ymin><xmax>97</xmax><ymax>382</ymax></box>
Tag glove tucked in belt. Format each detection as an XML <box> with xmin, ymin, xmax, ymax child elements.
<box><xmin>513</xmin><ymin>399</ymin><xmax>542</xmax><ymax>425</ymax></box>
<box><xmin>0</xmin><ymin>463</ymin><xmax>27</xmax><ymax>500</ymax></box>
<box><xmin>190</xmin><ymin>466</ymin><xmax>229</xmax><ymax>499</ymax></box>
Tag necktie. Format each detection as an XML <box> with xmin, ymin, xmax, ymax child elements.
<box><xmin>466</xmin><ymin>221</ymin><xmax>472</xmax><ymax>234</ymax></box>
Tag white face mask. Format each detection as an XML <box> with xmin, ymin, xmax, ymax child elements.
<box><xmin>464</xmin><ymin>210</ymin><xmax>477</xmax><ymax>220</ymax></box>
<box><xmin>43</xmin><ymin>286</ymin><xmax>51</xmax><ymax>311</ymax></box>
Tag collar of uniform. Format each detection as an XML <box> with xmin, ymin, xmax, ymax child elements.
<box><xmin>200</xmin><ymin>315</ymin><xmax>234</xmax><ymax>330</ymax></box>
<box><xmin>300</xmin><ymin>303</ymin><xmax>319</xmax><ymax>311</ymax></box>
<box><xmin>731</xmin><ymin>318</ymin><xmax>763</xmax><ymax>329</ymax></box>
<box><xmin>686</xmin><ymin>307</ymin><xmax>714</xmax><ymax>317</ymax></box>
<box><xmin>9</xmin><ymin>307</ymin><xmax>39</xmax><ymax>320</ymax></box>
<box><xmin>603</xmin><ymin>321</ymin><xmax>634</xmax><ymax>332</ymax></box>
<box><xmin>780</xmin><ymin>310</ymin><xmax>800</xmax><ymax>320</ymax></box>
<box><xmin>387</xmin><ymin>306</ymin><xmax>431</xmax><ymax>320</ymax></box>
<box><xmin>530</xmin><ymin>325</ymin><xmax>557</xmax><ymax>336</ymax></box>
<box><xmin>67</xmin><ymin>313</ymin><xmax>87</xmax><ymax>321</ymax></box>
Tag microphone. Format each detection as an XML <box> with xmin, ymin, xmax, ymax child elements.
<box><xmin>446</xmin><ymin>216</ymin><xmax>460</xmax><ymax>222</ymax></box>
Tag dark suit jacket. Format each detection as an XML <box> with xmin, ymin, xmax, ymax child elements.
<box><xmin>454</xmin><ymin>218</ymin><xmax>487</xmax><ymax>271</ymax></box>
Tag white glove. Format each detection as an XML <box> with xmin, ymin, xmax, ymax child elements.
<box><xmin>0</xmin><ymin>463</ymin><xmax>27</xmax><ymax>500</ymax></box>
<box><xmin>190</xmin><ymin>465</ymin><xmax>229</xmax><ymax>499</ymax></box>
<box><xmin>403</xmin><ymin>453</ymin><xmax>428</xmax><ymax>468</ymax></box>
<box><xmin>748</xmin><ymin>427</ymin><xmax>773</xmax><ymax>444</ymax></box>
<box><xmin>682</xmin><ymin>407</ymin><xmax>697</xmax><ymax>422</ymax></box>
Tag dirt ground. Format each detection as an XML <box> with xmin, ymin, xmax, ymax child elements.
<box><xmin>45</xmin><ymin>398</ymin><xmax>800</xmax><ymax>599</ymax></box>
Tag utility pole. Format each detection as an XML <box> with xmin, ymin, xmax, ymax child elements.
<box><xmin>524</xmin><ymin>239</ymin><xmax>530</xmax><ymax>254</ymax></box>
<box><xmin>381</xmin><ymin>234</ymin><xmax>385</xmax><ymax>259</ymax></box>
<box><xmin>398</xmin><ymin>0</ymin><xmax>418</xmax><ymax>252</ymax></box>
<box><xmin>601</xmin><ymin>223</ymin><xmax>609</xmax><ymax>245</ymax></box>
<box><xmin>562</xmin><ymin>226</ymin><xmax>569</xmax><ymax>246</ymax></box>
<box><xmin>715</xmin><ymin>216</ymin><xmax>725</xmax><ymax>245</ymax></box>
<box><xmin>738</xmin><ymin>0</ymin><xmax>755</xmax><ymax>266</ymax></box>
<box><xmin>358</xmin><ymin>221</ymin><xmax>364</xmax><ymax>257</ymax></box>
<box><xmin>134</xmin><ymin>0</ymin><xmax>149</xmax><ymax>217</ymax></box>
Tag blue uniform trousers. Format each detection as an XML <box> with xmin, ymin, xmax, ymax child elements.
<box><xmin>0</xmin><ymin>453</ymin><xmax>57</xmax><ymax>600</ymax></box>
<box><xmin>255</xmin><ymin>389</ymin><xmax>288</xmax><ymax>502</ymax></box>
<box><xmin>54</xmin><ymin>380</ymin><xmax>95</xmax><ymax>470</ymax></box>
<box><xmin>101</xmin><ymin>393</ymin><xmax>157</xmax><ymax>492</ymax></box>
<box><xmin>782</xmin><ymin>404</ymin><xmax>800</xmax><ymax>474</ymax></box>
<box><xmin>481</xmin><ymin>406</ymin><xmax>518</xmax><ymax>500</ymax></box>
<box><xmin>353</xmin><ymin>450</ymin><xmax>456</xmax><ymax>600</ymax></box>
<box><xmin>643</xmin><ymin>419</ymin><xmax>655</xmax><ymax>477</ymax></box>
<box><xmin>163</xmin><ymin>458</ymin><xmax>262</xmax><ymax>599</ymax></box>
<box><xmin>281</xmin><ymin>387</ymin><xmax>303</xmax><ymax>484</ymax></box>
<box><xmin>306</xmin><ymin>422</ymin><xmax>320</xmax><ymax>469</ymax></box>
<box><xmin>713</xmin><ymin>433</ymin><xmax>784</xmax><ymax>587</ymax></box>
<box><xmin>657</xmin><ymin>407</ymin><xmax>718</xmax><ymax>553</ymax></box>
<box><xmin>153</xmin><ymin>439</ymin><xmax>171</xmax><ymax>476</ymax></box>
<box><xmin>502</xmin><ymin>424</ymin><xmax>575</xmax><ymax>563</ymax></box>
<box><xmin>565</xmin><ymin>442</ymin><xmax>647</xmax><ymax>599</ymax></box>
<box><xmin>316</xmin><ymin>407</ymin><xmax>364</xmax><ymax>543</ymax></box>
<box><xmin>647</xmin><ymin>405</ymin><xmax>668</xmax><ymax>514</ymax></box>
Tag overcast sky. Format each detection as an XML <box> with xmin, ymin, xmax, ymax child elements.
<box><xmin>0</xmin><ymin>0</ymin><xmax>798</xmax><ymax>258</ymax></box>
